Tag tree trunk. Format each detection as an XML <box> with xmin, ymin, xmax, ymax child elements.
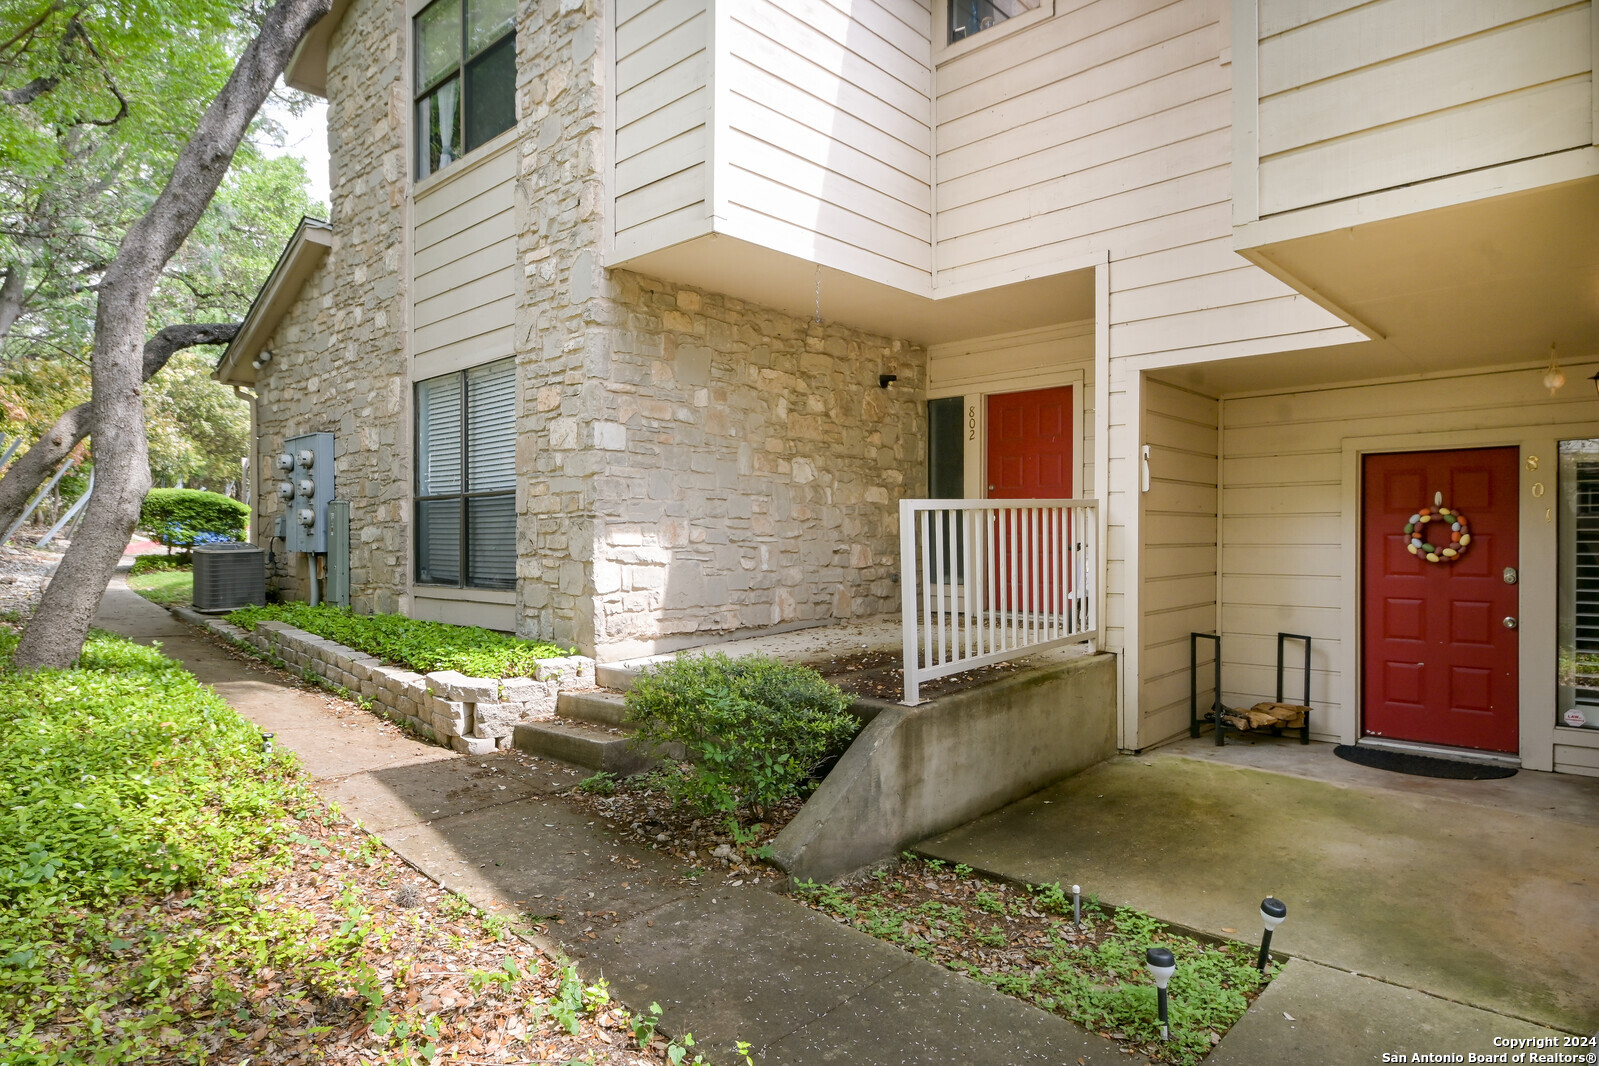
<box><xmin>0</xmin><ymin>323</ymin><xmax>239</xmax><ymax>534</ymax></box>
<box><xmin>0</xmin><ymin>263</ymin><xmax>25</xmax><ymax>343</ymax></box>
<box><xmin>11</xmin><ymin>0</ymin><xmax>329</xmax><ymax>670</ymax></box>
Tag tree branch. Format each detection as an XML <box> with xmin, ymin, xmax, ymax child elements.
<box><xmin>0</xmin><ymin>73</ymin><xmax>60</xmax><ymax>106</ymax></box>
<box><xmin>0</xmin><ymin>321</ymin><xmax>242</xmax><ymax>534</ymax></box>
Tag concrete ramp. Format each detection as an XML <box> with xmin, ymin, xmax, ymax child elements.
<box><xmin>771</xmin><ymin>652</ymin><xmax>1116</xmax><ymax>883</ymax></box>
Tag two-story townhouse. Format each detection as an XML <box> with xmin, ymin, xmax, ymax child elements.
<box><xmin>216</xmin><ymin>0</ymin><xmax>1599</xmax><ymax>776</ymax></box>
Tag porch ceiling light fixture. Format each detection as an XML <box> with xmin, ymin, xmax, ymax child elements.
<box><xmin>1258</xmin><ymin>896</ymin><xmax>1287</xmax><ymax>975</ymax></box>
<box><xmin>1542</xmin><ymin>343</ymin><xmax>1565</xmax><ymax>396</ymax></box>
<box><xmin>1145</xmin><ymin>946</ymin><xmax>1175</xmax><ymax>1041</ymax></box>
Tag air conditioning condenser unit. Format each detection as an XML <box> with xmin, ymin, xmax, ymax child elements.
<box><xmin>192</xmin><ymin>542</ymin><xmax>267</xmax><ymax>612</ymax></box>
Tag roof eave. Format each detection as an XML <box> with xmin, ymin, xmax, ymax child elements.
<box><xmin>215</xmin><ymin>218</ymin><xmax>333</xmax><ymax>387</ymax></box>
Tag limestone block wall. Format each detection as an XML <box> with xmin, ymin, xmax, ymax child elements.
<box><xmin>511</xmin><ymin>0</ymin><xmax>608</xmax><ymax>650</ymax></box>
<box><xmin>253</xmin><ymin>0</ymin><xmax>409</xmax><ymax>614</ymax></box>
<box><xmin>195</xmin><ymin>612</ymin><xmax>594</xmax><ymax>754</ymax></box>
<box><xmin>585</xmin><ymin>271</ymin><xmax>928</xmax><ymax>657</ymax></box>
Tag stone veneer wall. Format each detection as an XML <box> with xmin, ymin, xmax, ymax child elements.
<box><xmin>504</xmin><ymin>2</ymin><xmax>927</xmax><ymax>657</ymax></box>
<box><xmin>252</xmin><ymin>0</ymin><xmax>409</xmax><ymax>614</ymax></box>
<box><xmin>510</xmin><ymin>0</ymin><xmax>607</xmax><ymax>650</ymax></box>
<box><xmin>278</xmin><ymin>0</ymin><xmax>929</xmax><ymax>659</ymax></box>
<box><xmin>583</xmin><ymin>271</ymin><xmax>927</xmax><ymax>658</ymax></box>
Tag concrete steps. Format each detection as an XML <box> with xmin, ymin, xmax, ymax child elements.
<box><xmin>513</xmin><ymin>687</ymin><xmax>681</xmax><ymax>775</ymax></box>
<box><xmin>512</xmin><ymin>716</ymin><xmax>654</xmax><ymax>776</ymax></box>
<box><xmin>594</xmin><ymin>662</ymin><xmax>641</xmax><ymax>691</ymax></box>
<box><xmin>558</xmin><ymin>689</ymin><xmax>629</xmax><ymax>727</ymax></box>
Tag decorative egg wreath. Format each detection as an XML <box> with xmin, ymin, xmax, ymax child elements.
<box><xmin>1405</xmin><ymin>506</ymin><xmax>1471</xmax><ymax>563</ymax></box>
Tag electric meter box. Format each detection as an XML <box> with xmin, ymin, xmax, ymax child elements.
<box><xmin>283</xmin><ymin>432</ymin><xmax>335</xmax><ymax>553</ymax></box>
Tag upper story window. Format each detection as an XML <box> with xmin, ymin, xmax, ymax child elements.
<box><xmin>415</xmin><ymin>0</ymin><xmax>516</xmax><ymax>180</ymax></box>
<box><xmin>948</xmin><ymin>0</ymin><xmax>1041</xmax><ymax>44</ymax></box>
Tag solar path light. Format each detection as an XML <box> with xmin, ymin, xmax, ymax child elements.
<box><xmin>1258</xmin><ymin>896</ymin><xmax>1287</xmax><ymax>974</ymax></box>
<box><xmin>1145</xmin><ymin>946</ymin><xmax>1175</xmax><ymax>1041</ymax></box>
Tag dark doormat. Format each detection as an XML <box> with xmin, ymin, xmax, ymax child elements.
<box><xmin>1334</xmin><ymin>744</ymin><xmax>1517</xmax><ymax>780</ymax></box>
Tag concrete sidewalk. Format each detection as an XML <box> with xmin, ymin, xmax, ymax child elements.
<box><xmin>94</xmin><ymin>580</ymin><xmax>1585</xmax><ymax>1065</ymax></box>
<box><xmin>95</xmin><ymin>579</ymin><xmax>1126</xmax><ymax>1065</ymax></box>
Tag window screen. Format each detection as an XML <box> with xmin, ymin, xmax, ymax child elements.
<box><xmin>416</xmin><ymin>359</ymin><xmax>516</xmax><ymax>590</ymax></box>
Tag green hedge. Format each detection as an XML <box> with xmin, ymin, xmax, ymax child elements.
<box><xmin>226</xmin><ymin>602</ymin><xmax>570</xmax><ymax>678</ymax></box>
<box><xmin>138</xmin><ymin>488</ymin><xmax>248</xmax><ymax>548</ymax></box>
<box><xmin>625</xmin><ymin>653</ymin><xmax>859</xmax><ymax>816</ymax></box>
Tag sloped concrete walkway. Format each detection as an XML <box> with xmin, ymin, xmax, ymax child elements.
<box><xmin>919</xmin><ymin>745</ymin><xmax>1598</xmax><ymax>1049</ymax></box>
<box><xmin>94</xmin><ymin>579</ymin><xmax>1126</xmax><ymax>1065</ymax></box>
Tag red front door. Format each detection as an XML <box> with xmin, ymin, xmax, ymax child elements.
<box><xmin>1362</xmin><ymin>448</ymin><xmax>1519</xmax><ymax>753</ymax></box>
<box><xmin>987</xmin><ymin>387</ymin><xmax>1074</xmax><ymax>614</ymax></box>
<box><xmin>987</xmin><ymin>386</ymin><xmax>1073</xmax><ymax>499</ymax></box>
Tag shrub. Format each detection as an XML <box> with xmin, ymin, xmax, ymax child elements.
<box><xmin>226</xmin><ymin>602</ymin><xmax>569</xmax><ymax>677</ymax></box>
<box><xmin>139</xmin><ymin>488</ymin><xmax>249</xmax><ymax>549</ymax></box>
<box><xmin>624</xmin><ymin>653</ymin><xmax>859</xmax><ymax>816</ymax></box>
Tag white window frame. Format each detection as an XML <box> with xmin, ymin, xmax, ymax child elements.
<box><xmin>935</xmin><ymin>0</ymin><xmax>1054</xmax><ymax>65</ymax></box>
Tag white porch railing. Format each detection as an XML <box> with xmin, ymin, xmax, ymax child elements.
<box><xmin>899</xmin><ymin>498</ymin><xmax>1099</xmax><ymax>704</ymax></box>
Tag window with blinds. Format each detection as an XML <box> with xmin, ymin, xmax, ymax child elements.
<box><xmin>416</xmin><ymin>359</ymin><xmax>516</xmax><ymax>590</ymax></box>
<box><xmin>1558</xmin><ymin>439</ymin><xmax>1599</xmax><ymax>729</ymax></box>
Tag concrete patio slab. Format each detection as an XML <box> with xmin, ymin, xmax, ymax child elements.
<box><xmin>1207</xmin><ymin>958</ymin><xmax>1564</xmax><ymax>1066</ymax></box>
<box><xmin>917</xmin><ymin>752</ymin><xmax>1599</xmax><ymax>1034</ymax></box>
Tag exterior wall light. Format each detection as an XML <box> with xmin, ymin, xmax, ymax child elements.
<box><xmin>879</xmin><ymin>373</ymin><xmax>898</xmax><ymax>388</ymax></box>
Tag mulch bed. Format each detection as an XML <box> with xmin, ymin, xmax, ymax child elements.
<box><xmin>559</xmin><ymin>764</ymin><xmax>797</xmax><ymax>885</ymax></box>
<box><xmin>808</xmin><ymin>648</ymin><xmax>1030</xmax><ymax>702</ymax></box>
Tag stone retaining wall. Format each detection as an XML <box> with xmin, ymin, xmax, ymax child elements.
<box><xmin>186</xmin><ymin>611</ymin><xmax>594</xmax><ymax>755</ymax></box>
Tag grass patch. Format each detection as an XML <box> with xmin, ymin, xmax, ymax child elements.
<box><xmin>128</xmin><ymin>555</ymin><xmax>189</xmax><ymax>576</ymax></box>
<box><xmin>126</xmin><ymin>566</ymin><xmax>193</xmax><ymax>605</ymax></box>
<box><xmin>226</xmin><ymin>603</ymin><xmax>571</xmax><ymax>678</ymax></box>
<box><xmin>793</xmin><ymin>857</ymin><xmax>1276</xmax><ymax>1065</ymax></box>
<box><xmin>0</xmin><ymin>627</ymin><xmax>693</xmax><ymax>1064</ymax></box>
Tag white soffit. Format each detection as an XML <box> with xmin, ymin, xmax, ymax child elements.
<box><xmin>614</xmin><ymin>234</ymin><xmax>1097</xmax><ymax>348</ymax></box>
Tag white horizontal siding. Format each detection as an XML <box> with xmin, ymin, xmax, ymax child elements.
<box><xmin>613</xmin><ymin>0</ymin><xmax>711</xmax><ymax>258</ymax></box>
<box><xmin>1139</xmin><ymin>378</ymin><xmax>1219</xmax><ymax>745</ymax></box>
<box><xmin>1216</xmin><ymin>367</ymin><xmax>1599</xmax><ymax>744</ymax></box>
<box><xmin>1255</xmin><ymin>0</ymin><xmax>1593</xmax><ymax>215</ymax></box>
<box><xmin>932</xmin><ymin>0</ymin><xmax>1358</xmax><ymax>362</ymax></box>
<box><xmin>718</xmin><ymin>0</ymin><xmax>933</xmax><ymax>290</ymax></box>
<box><xmin>413</xmin><ymin>148</ymin><xmax>516</xmax><ymax>363</ymax></box>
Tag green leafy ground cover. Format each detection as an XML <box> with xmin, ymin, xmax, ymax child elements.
<box><xmin>0</xmin><ymin>627</ymin><xmax>712</xmax><ymax>1065</ymax></box>
<box><xmin>794</xmin><ymin>857</ymin><xmax>1276</xmax><ymax>1065</ymax></box>
<box><xmin>126</xmin><ymin>566</ymin><xmax>193</xmax><ymax>605</ymax></box>
<box><xmin>227</xmin><ymin>603</ymin><xmax>569</xmax><ymax>678</ymax></box>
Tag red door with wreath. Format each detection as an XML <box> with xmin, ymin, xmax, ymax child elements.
<box><xmin>1361</xmin><ymin>448</ymin><xmax>1519</xmax><ymax>752</ymax></box>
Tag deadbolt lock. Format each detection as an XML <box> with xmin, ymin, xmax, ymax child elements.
<box><xmin>1503</xmin><ymin>567</ymin><xmax>1518</xmax><ymax>585</ymax></box>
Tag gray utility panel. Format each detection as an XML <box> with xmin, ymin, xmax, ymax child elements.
<box><xmin>278</xmin><ymin>432</ymin><xmax>335</xmax><ymax>553</ymax></box>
